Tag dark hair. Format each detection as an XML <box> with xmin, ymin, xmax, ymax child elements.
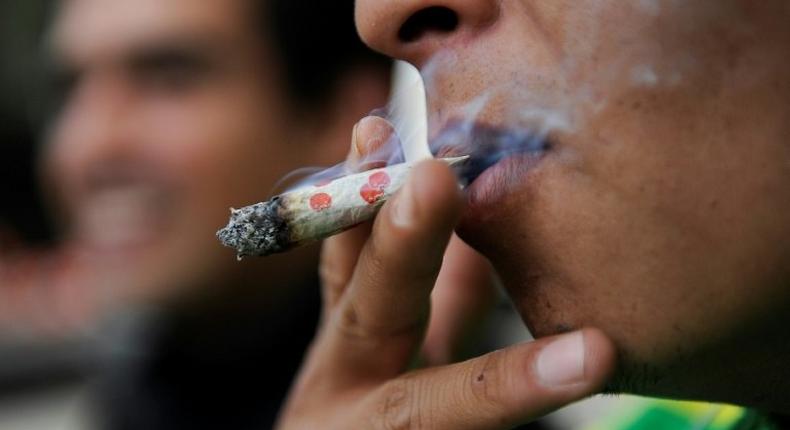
<box><xmin>261</xmin><ymin>0</ymin><xmax>390</xmax><ymax>109</ymax></box>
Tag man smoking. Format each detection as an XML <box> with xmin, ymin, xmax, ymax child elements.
<box><xmin>276</xmin><ymin>1</ymin><xmax>790</xmax><ymax>428</ymax></box>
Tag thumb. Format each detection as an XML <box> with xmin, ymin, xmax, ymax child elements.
<box><xmin>362</xmin><ymin>328</ymin><xmax>617</xmax><ymax>430</ymax></box>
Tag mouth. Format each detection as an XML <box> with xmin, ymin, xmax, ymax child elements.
<box><xmin>70</xmin><ymin>178</ymin><xmax>174</xmax><ymax>256</ymax></box>
<box><xmin>432</xmin><ymin>120</ymin><xmax>550</xmax><ymax>186</ymax></box>
<box><xmin>430</xmin><ymin>121</ymin><xmax>552</xmax><ymax>251</ymax></box>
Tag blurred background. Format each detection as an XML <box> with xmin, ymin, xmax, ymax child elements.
<box><xmin>0</xmin><ymin>0</ymin><xmax>393</xmax><ymax>428</ymax></box>
<box><xmin>0</xmin><ymin>1</ymin><xmax>98</xmax><ymax>428</ymax></box>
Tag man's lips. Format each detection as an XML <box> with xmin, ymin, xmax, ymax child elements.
<box><xmin>71</xmin><ymin>184</ymin><xmax>174</xmax><ymax>254</ymax></box>
<box><xmin>431</xmin><ymin>121</ymin><xmax>551</xmax><ymax>255</ymax></box>
<box><xmin>432</xmin><ymin>121</ymin><xmax>550</xmax><ymax>185</ymax></box>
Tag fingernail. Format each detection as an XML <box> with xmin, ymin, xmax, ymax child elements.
<box><xmin>536</xmin><ymin>332</ymin><xmax>586</xmax><ymax>387</ymax></box>
<box><xmin>391</xmin><ymin>177</ymin><xmax>418</xmax><ymax>228</ymax></box>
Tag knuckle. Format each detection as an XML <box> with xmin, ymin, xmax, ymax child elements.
<box><xmin>371</xmin><ymin>378</ymin><xmax>423</xmax><ymax>430</ymax></box>
<box><xmin>335</xmin><ymin>301</ymin><xmax>425</xmax><ymax>342</ymax></box>
<box><xmin>337</xmin><ymin>300</ymin><xmax>365</xmax><ymax>338</ymax></box>
<box><xmin>333</xmin><ymin>300</ymin><xmax>428</xmax><ymax>358</ymax></box>
<box><xmin>334</xmin><ymin>300</ymin><xmax>391</xmax><ymax>344</ymax></box>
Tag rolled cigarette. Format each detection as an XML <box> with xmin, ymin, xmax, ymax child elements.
<box><xmin>217</xmin><ymin>156</ymin><xmax>469</xmax><ymax>258</ymax></box>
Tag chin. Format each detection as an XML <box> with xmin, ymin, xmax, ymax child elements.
<box><xmin>457</xmin><ymin>199</ymin><xmax>568</xmax><ymax>336</ymax></box>
<box><xmin>504</xmin><ymin>273</ymin><xmax>583</xmax><ymax>337</ymax></box>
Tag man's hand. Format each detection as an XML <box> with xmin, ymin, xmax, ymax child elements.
<box><xmin>276</xmin><ymin>117</ymin><xmax>617</xmax><ymax>429</ymax></box>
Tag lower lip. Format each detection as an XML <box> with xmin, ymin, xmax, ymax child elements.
<box><xmin>462</xmin><ymin>151</ymin><xmax>545</xmax><ymax>217</ymax></box>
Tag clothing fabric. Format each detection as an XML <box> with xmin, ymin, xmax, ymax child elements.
<box><xmin>583</xmin><ymin>398</ymin><xmax>778</xmax><ymax>430</ymax></box>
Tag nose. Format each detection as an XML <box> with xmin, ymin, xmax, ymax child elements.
<box><xmin>355</xmin><ymin>0</ymin><xmax>501</xmax><ymax>66</ymax></box>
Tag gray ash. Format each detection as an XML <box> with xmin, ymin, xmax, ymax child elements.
<box><xmin>216</xmin><ymin>197</ymin><xmax>291</xmax><ymax>258</ymax></box>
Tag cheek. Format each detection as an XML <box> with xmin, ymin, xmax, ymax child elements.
<box><xmin>41</xmin><ymin>117</ymin><xmax>95</xmax><ymax>211</ymax></box>
<box><xmin>495</xmin><ymin>154</ymin><xmax>707</xmax><ymax>367</ymax></box>
<box><xmin>503</xmin><ymin>78</ymin><xmax>790</xmax><ymax>364</ymax></box>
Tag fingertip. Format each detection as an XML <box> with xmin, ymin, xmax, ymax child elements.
<box><xmin>581</xmin><ymin>327</ymin><xmax>618</xmax><ymax>390</ymax></box>
<box><xmin>354</xmin><ymin>116</ymin><xmax>381</xmax><ymax>155</ymax></box>
<box><xmin>533</xmin><ymin>328</ymin><xmax>617</xmax><ymax>391</ymax></box>
<box><xmin>352</xmin><ymin>116</ymin><xmax>398</xmax><ymax>169</ymax></box>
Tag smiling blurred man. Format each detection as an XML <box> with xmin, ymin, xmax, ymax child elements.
<box><xmin>43</xmin><ymin>0</ymin><xmax>389</xmax><ymax>428</ymax></box>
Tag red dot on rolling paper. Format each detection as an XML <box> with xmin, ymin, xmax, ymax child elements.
<box><xmin>360</xmin><ymin>184</ymin><xmax>384</xmax><ymax>204</ymax></box>
<box><xmin>368</xmin><ymin>171</ymin><xmax>391</xmax><ymax>189</ymax></box>
<box><xmin>310</xmin><ymin>193</ymin><xmax>332</xmax><ymax>211</ymax></box>
<box><xmin>360</xmin><ymin>171</ymin><xmax>391</xmax><ymax>204</ymax></box>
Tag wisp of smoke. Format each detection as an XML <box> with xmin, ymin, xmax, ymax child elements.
<box><xmin>278</xmin><ymin>0</ymin><xmax>750</xmax><ymax>194</ymax></box>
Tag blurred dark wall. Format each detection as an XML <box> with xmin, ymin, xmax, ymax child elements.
<box><xmin>0</xmin><ymin>0</ymin><xmax>53</xmax><ymax>245</ymax></box>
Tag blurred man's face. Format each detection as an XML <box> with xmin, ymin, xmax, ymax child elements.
<box><xmin>46</xmin><ymin>0</ymin><xmax>344</xmax><ymax>302</ymax></box>
<box><xmin>356</xmin><ymin>0</ymin><xmax>790</xmax><ymax>408</ymax></box>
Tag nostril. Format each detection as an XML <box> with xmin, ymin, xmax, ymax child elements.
<box><xmin>398</xmin><ymin>7</ymin><xmax>459</xmax><ymax>43</ymax></box>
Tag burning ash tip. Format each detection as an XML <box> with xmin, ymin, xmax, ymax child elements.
<box><xmin>216</xmin><ymin>199</ymin><xmax>290</xmax><ymax>258</ymax></box>
<box><xmin>215</xmin><ymin>225</ymin><xmax>234</xmax><ymax>247</ymax></box>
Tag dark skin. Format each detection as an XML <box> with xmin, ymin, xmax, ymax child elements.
<box><xmin>278</xmin><ymin>0</ymin><xmax>790</xmax><ymax>428</ymax></box>
<box><xmin>357</xmin><ymin>0</ymin><xmax>790</xmax><ymax>411</ymax></box>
